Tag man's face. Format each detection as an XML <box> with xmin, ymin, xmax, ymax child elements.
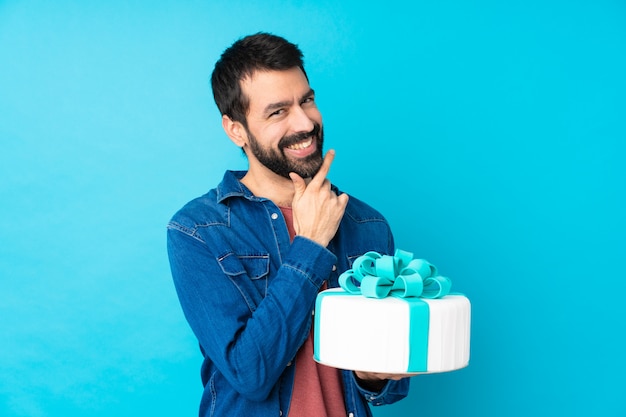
<box><xmin>240</xmin><ymin>67</ymin><xmax>324</xmax><ymax>179</ymax></box>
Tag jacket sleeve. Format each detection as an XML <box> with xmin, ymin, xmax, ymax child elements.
<box><xmin>167</xmin><ymin>226</ymin><xmax>336</xmax><ymax>401</ymax></box>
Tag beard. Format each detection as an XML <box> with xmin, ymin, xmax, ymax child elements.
<box><xmin>246</xmin><ymin>122</ymin><xmax>324</xmax><ymax>179</ymax></box>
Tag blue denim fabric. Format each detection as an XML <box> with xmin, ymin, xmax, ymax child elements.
<box><xmin>167</xmin><ymin>170</ymin><xmax>409</xmax><ymax>417</ymax></box>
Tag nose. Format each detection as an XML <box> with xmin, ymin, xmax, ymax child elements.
<box><xmin>289</xmin><ymin>105</ymin><xmax>316</xmax><ymax>134</ymax></box>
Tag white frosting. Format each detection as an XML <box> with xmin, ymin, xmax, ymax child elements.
<box><xmin>420</xmin><ymin>296</ymin><xmax>471</xmax><ymax>372</ymax></box>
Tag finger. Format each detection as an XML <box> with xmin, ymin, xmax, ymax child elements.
<box><xmin>337</xmin><ymin>192</ymin><xmax>349</xmax><ymax>208</ymax></box>
<box><xmin>289</xmin><ymin>172</ymin><xmax>306</xmax><ymax>198</ymax></box>
<box><xmin>309</xmin><ymin>149</ymin><xmax>336</xmax><ymax>187</ymax></box>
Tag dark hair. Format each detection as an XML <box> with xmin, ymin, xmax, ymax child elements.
<box><xmin>211</xmin><ymin>32</ymin><xmax>308</xmax><ymax>127</ymax></box>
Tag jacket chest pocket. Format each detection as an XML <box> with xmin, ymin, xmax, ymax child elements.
<box><xmin>218</xmin><ymin>252</ymin><xmax>270</xmax><ymax>311</ymax></box>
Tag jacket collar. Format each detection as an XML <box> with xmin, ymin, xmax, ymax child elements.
<box><xmin>216</xmin><ymin>171</ymin><xmax>253</xmax><ymax>203</ymax></box>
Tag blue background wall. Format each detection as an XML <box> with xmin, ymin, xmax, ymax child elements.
<box><xmin>1</xmin><ymin>1</ymin><xmax>624</xmax><ymax>416</ymax></box>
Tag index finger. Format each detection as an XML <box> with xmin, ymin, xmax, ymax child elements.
<box><xmin>310</xmin><ymin>149</ymin><xmax>336</xmax><ymax>186</ymax></box>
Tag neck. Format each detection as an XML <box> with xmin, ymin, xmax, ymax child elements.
<box><xmin>240</xmin><ymin>167</ymin><xmax>296</xmax><ymax>208</ymax></box>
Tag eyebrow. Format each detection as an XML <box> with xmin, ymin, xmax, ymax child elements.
<box><xmin>263</xmin><ymin>88</ymin><xmax>315</xmax><ymax>115</ymax></box>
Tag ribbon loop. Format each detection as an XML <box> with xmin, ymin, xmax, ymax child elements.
<box><xmin>337</xmin><ymin>249</ymin><xmax>451</xmax><ymax>299</ymax></box>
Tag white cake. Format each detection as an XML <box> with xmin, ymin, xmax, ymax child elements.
<box><xmin>313</xmin><ymin>290</ymin><xmax>471</xmax><ymax>374</ymax></box>
<box><xmin>313</xmin><ymin>250</ymin><xmax>471</xmax><ymax>374</ymax></box>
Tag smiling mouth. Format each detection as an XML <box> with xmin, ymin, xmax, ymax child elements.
<box><xmin>285</xmin><ymin>137</ymin><xmax>313</xmax><ymax>150</ymax></box>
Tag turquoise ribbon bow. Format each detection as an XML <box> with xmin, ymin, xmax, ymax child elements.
<box><xmin>338</xmin><ymin>249</ymin><xmax>452</xmax><ymax>299</ymax></box>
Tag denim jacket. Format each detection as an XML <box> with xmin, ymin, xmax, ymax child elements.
<box><xmin>167</xmin><ymin>170</ymin><xmax>409</xmax><ymax>417</ymax></box>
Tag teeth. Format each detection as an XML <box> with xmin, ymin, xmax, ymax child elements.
<box><xmin>287</xmin><ymin>138</ymin><xmax>313</xmax><ymax>150</ymax></box>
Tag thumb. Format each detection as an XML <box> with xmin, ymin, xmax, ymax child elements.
<box><xmin>289</xmin><ymin>172</ymin><xmax>306</xmax><ymax>199</ymax></box>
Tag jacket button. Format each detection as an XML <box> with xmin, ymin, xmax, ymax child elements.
<box><xmin>332</xmin><ymin>264</ymin><xmax>337</xmax><ymax>271</ymax></box>
<box><xmin>348</xmin><ymin>413</ymin><xmax>354</xmax><ymax>417</ymax></box>
<box><xmin>271</xmin><ymin>213</ymin><xmax>279</xmax><ymax>220</ymax></box>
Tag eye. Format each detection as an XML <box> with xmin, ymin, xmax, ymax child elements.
<box><xmin>269</xmin><ymin>109</ymin><xmax>285</xmax><ymax>117</ymax></box>
<box><xmin>302</xmin><ymin>96</ymin><xmax>315</xmax><ymax>105</ymax></box>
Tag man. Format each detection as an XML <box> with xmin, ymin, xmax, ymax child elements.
<box><xmin>167</xmin><ymin>32</ymin><xmax>410</xmax><ymax>416</ymax></box>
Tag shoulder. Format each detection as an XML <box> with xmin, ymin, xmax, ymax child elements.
<box><xmin>167</xmin><ymin>188</ymin><xmax>224</xmax><ymax>237</ymax></box>
<box><xmin>167</xmin><ymin>171</ymin><xmax>247</xmax><ymax>235</ymax></box>
<box><xmin>343</xmin><ymin>193</ymin><xmax>389</xmax><ymax>224</ymax></box>
<box><xmin>333</xmin><ymin>192</ymin><xmax>395</xmax><ymax>258</ymax></box>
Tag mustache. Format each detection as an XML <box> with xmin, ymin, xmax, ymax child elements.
<box><xmin>279</xmin><ymin>123</ymin><xmax>321</xmax><ymax>149</ymax></box>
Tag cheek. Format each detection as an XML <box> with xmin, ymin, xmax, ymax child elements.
<box><xmin>306</xmin><ymin>107</ymin><xmax>322</xmax><ymax>125</ymax></box>
<box><xmin>259</xmin><ymin>124</ymin><xmax>287</xmax><ymax>146</ymax></box>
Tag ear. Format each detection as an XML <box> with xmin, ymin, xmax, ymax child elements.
<box><xmin>222</xmin><ymin>115</ymin><xmax>248</xmax><ymax>148</ymax></box>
